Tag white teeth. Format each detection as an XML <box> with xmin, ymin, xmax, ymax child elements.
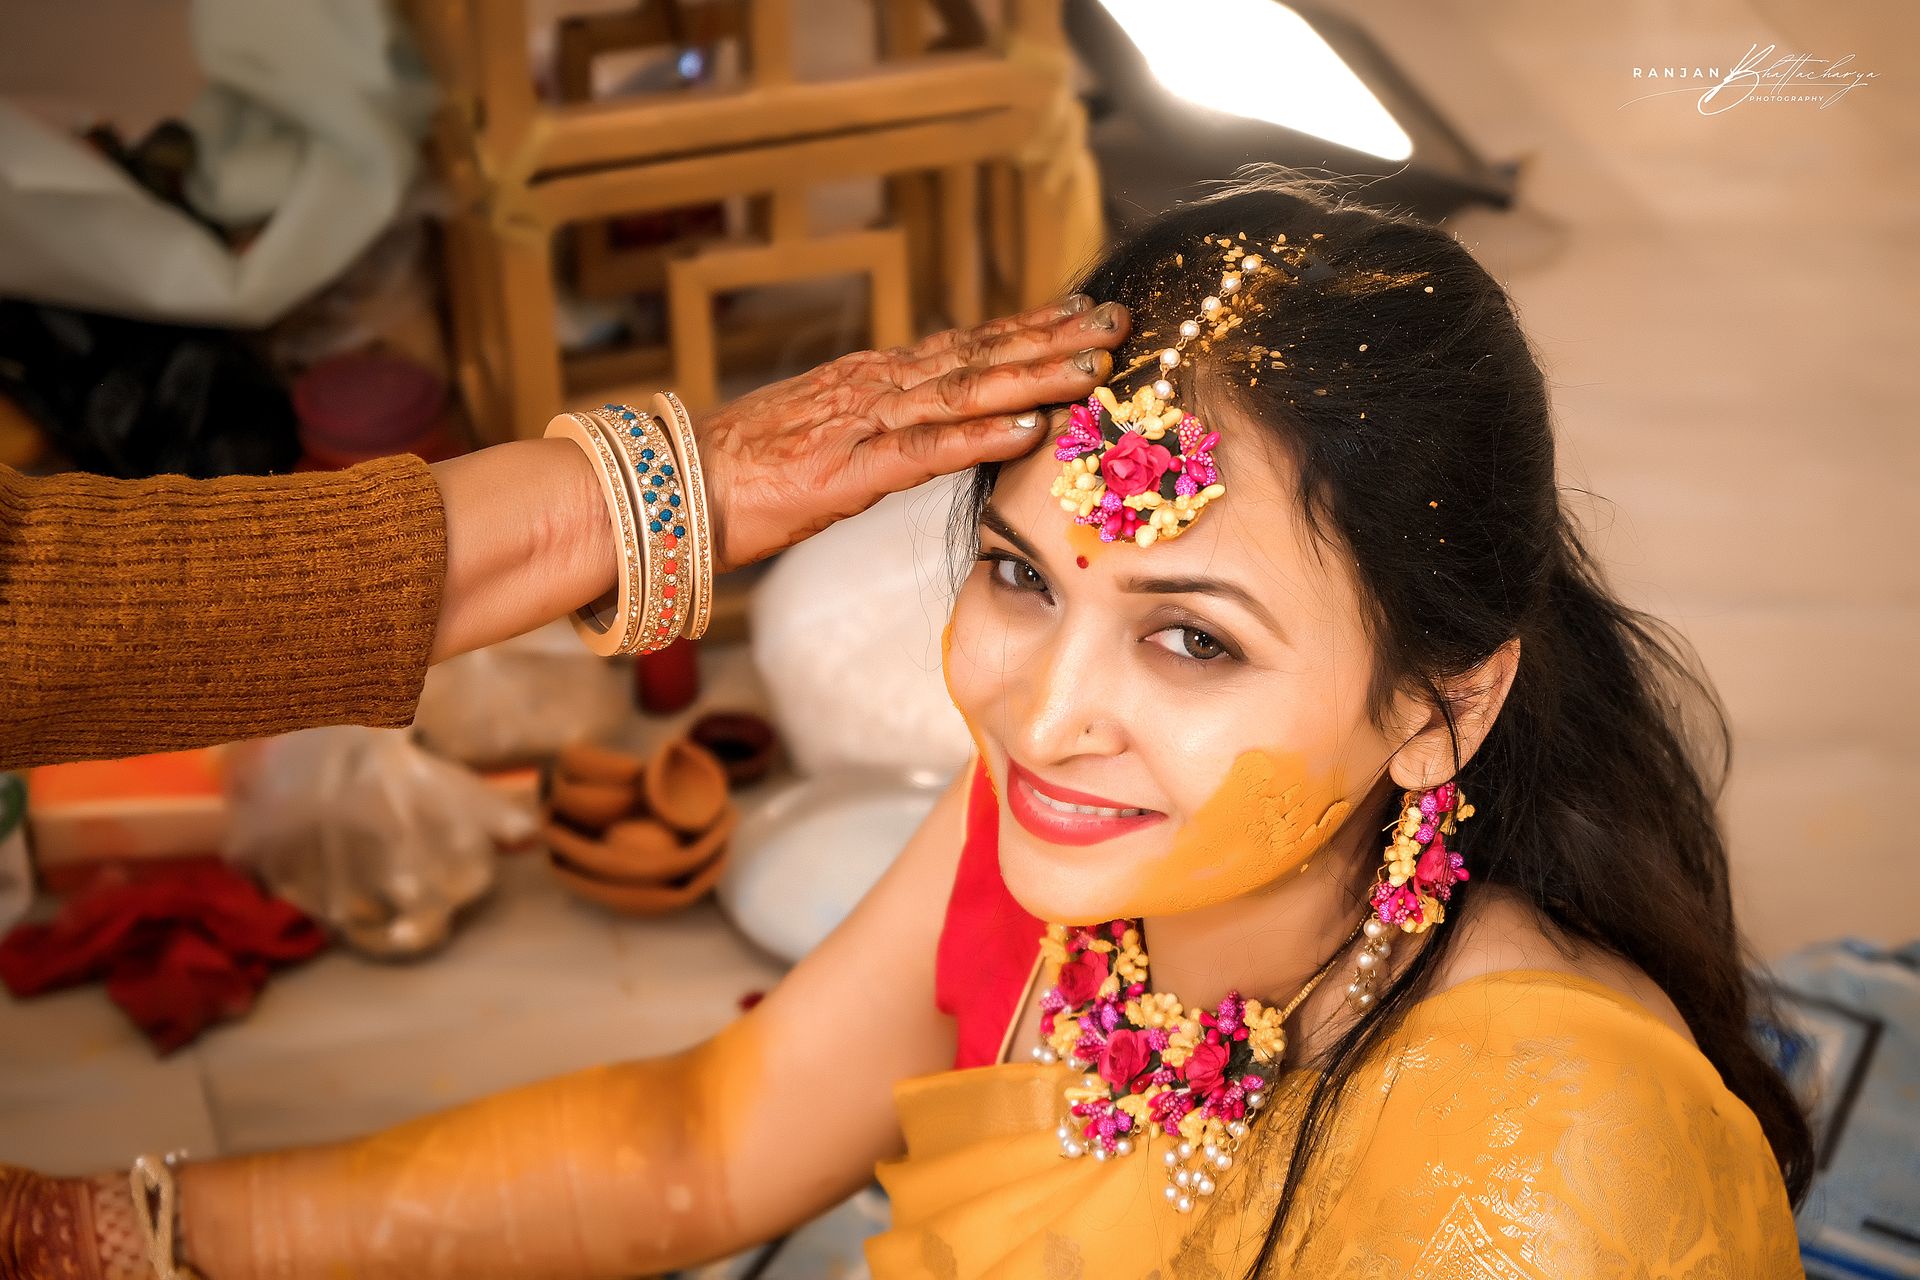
<box><xmin>1027</xmin><ymin>783</ymin><xmax>1146</xmax><ymax>820</ymax></box>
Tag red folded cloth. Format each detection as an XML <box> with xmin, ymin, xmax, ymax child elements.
<box><xmin>0</xmin><ymin>859</ymin><xmax>328</xmax><ymax>1053</ymax></box>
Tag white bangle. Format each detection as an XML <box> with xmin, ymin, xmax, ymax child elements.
<box><xmin>130</xmin><ymin>1151</ymin><xmax>201</xmax><ymax>1279</ymax></box>
<box><xmin>549</xmin><ymin>397</ymin><xmax>712</xmax><ymax>657</ymax></box>
<box><xmin>651</xmin><ymin>391</ymin><xmax>715</xmax><ymax>641</ymax></box>
<box><xmin>545</xmin><ymin>411</ymin><xmax>645</xmax><ymax>656</ymax></box>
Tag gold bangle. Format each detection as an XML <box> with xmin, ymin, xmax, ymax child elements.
<box><xmin>651</xmin><ymin>391</ymin><xmax>714</xmax><ymax>641</ymax></box>
<box><xmin>130</xmin><ymin>1151</ymin><xmax>202</xmax><ymax>1279</ymax></box>
<box><xmin>545</xmin><ymin>411</ymin><xmax>645</xmax><ymax>657</ymax></box>
<box><xmin>591</xmin><ymin>403</ymin><xmax>685</xmax><ymax>651</ymax></box>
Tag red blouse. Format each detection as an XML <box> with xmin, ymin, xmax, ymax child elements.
<box><xmin>933</xmin><ymin>763</ymin><xmax>1045</xmax><ymax>1069</ymax></box>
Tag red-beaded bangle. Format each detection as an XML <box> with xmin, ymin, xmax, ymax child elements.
<box><xmin>651</xmin><ymin>391</ymin><xmax>714</xmax><ymax>641</ymax></box>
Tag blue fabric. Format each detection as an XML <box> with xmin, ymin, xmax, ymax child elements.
<box><xmin>1760</xmin><ymin>939</ymin><xmax>1920</xmax><ymax>1279</ymax></box>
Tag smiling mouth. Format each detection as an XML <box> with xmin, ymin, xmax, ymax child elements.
<box><xmin>1006</xmin><ymin>761</ymin><xmax>1166</xmax><ymax>847</ymax></box>
<box><xmin>1024</xmin><ymin>787</ymin><xmax>1152</xmax><ymax>819</ymax></box>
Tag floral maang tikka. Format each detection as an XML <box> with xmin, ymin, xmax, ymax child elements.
<box><xmin>1050</xmin><ymin>244</ymin><xmax>1274</xmax><ymax>547</ymax></box>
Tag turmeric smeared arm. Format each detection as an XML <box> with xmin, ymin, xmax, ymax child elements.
<box><xmin>179</xmin><ymin>1045</ymin><xmax>740</xmax><ymax>1278</ymax></box>
<box><xmin>168</xmin><ymin>772</ymin><xmax>975</xmax><ymax>1280</ymax></box>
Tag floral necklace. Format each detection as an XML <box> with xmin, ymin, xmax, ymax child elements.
<box><xmin>1032</xmin><ymin>915</ymin><xmax>1365</xmax><ymax>1214</ymax></box>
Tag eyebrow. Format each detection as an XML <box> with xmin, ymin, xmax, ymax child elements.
<box><xmin>979</xmin><ymin>503</ymin><xmax>1289</xmax><ymax>644</ymax></box>
<box><xmin>980</xmin><ymin>503</ymin><xmax>1048</xmax><ymax>565</ymax></box>
<box><xmin>1118</xmin><ymin>573</ymin><xmax>1289</xmax><ymax>644</ymax></box>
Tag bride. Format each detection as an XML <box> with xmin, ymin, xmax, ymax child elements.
<box><xmin>7</xmin><ymin>177</ymin><xmax>1810</xmax><ymax>1279</ymax></box>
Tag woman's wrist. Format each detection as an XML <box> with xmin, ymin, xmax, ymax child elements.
<box><xmin>544</xmin><ymin>434</ymin><xmax>620</xmax><ymax>602</ymax></box>
<box><xmin>428</xmin><ymin>438</ymin><xmax>619</xmax><ymax>663</ymax></box>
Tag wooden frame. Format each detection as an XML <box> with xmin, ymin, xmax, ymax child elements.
<box><xmin>557</xmin><ymin>1</ymin><xmax>748</xmax><ymax>301</ymax></box>
<box><xmin>405</xmin><ymin>0</ymin><xmax>1087</xmax><ymax>442</ymax></box>
<box><xmin>665</xmin><ymin>228</ymin><xmax>913</xmax><ymax>411</ymax></box>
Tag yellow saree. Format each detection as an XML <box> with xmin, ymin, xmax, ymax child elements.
<box><xmin>866</xmin><ymin>969</ymin><xmax>1803</xmax><ymax>1279</ymax></box>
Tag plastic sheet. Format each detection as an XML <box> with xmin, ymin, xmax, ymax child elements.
<box><xmin>224</xmin><ymin>727</ymin><xmax>534</xmax><ymax>959</ymax></box>
<box><xmin>413</xmin><ymin>621</ymin><xmax>635</xmax><ymax>769</ymax></box>
<box><xmin>0</xmin><ymin>0</ymin><xmax>428</xmax><ymax>327</ymax></box>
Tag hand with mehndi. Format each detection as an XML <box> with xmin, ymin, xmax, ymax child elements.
<box><xmin>694</xmin><ymin>295</ymin><xmax>1129</xmax><ymax>571</ymax></box>
<box><xmin>429</xmin><ymin>295</ymin><xmax>1127</xmax><ymax>662</ymax></box>
<box><xmin>0</xmin><ymin>1167</ymin><xmax>146</xmax><ymax>1280</ymax></box>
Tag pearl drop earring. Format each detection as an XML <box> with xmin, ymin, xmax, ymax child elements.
<box><xmin>1346</xmin><ymin>783</ymin><xmax>1475</xmax><ymax>1009</ymax></box>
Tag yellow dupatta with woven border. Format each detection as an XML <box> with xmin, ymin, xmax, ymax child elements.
<box><xmin>865</xmin><ymin>969</ymin><xmax>1804</xmax><ymax>1279</ymax></box>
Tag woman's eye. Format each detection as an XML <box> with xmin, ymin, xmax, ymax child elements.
<box><xmin>1148</xmin><ymin>626</ymin><xmax>1229</xmax><ymax>661</ymax></box>
<box><xmin>988</xmin><ymin>554</ymin><xmax>1049</xmax><ymax>594</ymax></box>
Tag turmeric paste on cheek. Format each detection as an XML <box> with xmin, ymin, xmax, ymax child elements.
<box><xmin>1112</xmin><ymin>750</ymin><xmax>1351</xmax><ymax>918</ymax></box>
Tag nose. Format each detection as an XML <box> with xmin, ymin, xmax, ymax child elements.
<box><xmin>1013</xmin><ymin>614</ymin><xmax>1128</xmax><ymax>765</ymax></box>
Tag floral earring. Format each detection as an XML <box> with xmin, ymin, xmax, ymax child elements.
<box><xmin>1346</xmin><ymin>781</ymin><xmax>1474</xmax><ymax>1009</ymax></box>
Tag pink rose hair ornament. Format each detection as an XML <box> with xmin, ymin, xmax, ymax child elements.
<box><xmin>1049</xmin><ymin>241</ymin><xmax>1273</xmax><ymax>547</ymax></box>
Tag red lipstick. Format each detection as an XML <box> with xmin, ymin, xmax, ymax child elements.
<box><xmin>1005</xmin><ymin>760</ymin><xmax>1166</xmax><ymax>847</ymax></box>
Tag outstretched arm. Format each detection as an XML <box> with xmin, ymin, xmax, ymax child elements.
<box><xmin>4</xmin><ymin>770</ymin><xmax>978</xmax><ymax>1279</ymax></box>
<box><xmin>183</xmin><ymin>770</ymin><xmax>974</xmax><ymax>1279</ymax></box>
<box><xmin>429</xmin><ymin>294</ymin><xmax>1128</xmax><ymax>663</ymax></box>
<box><xmin>2</xmin><ymin>296</ymin><xmax>1126</xmax><ymax>768</ymax></box>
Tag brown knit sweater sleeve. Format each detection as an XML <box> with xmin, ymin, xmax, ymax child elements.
<box><xmin>0</xmin><ymin>455</ymin><xmax>447</xmax><ymax>768</ymax></box>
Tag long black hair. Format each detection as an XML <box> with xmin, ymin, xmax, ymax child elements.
<box><xmin>956</xmin><ymin>172</ymin><xmax>1813</xmax><ymax>1264</ymax></box>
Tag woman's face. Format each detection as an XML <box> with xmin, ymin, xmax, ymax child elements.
<box><xmin>945</xmin><ymin>402</ymin><xmax>1401</xmax><ymax>925</ymax></box>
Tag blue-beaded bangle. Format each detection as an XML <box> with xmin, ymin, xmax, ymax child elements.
<box><xmin>598</xmin><ymin>403</ymin><xmax>686</xmax><ymax>648</ymax></box>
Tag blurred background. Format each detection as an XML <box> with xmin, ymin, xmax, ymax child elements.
<box><xmin>1</xmin><ymin>2</ymin><xmax>1913</xmax><ymax>1276</ymax></box>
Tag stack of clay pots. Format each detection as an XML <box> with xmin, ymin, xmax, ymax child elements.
<box><xmin>545</xmin><ymin>739</ymin><xmax>734</xmax><ymax>915</ymax></box>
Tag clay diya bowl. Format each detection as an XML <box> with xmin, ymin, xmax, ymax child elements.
<box><xmin>606</xmin><ymin>810</ymin><xmax>736</xmax><ymax>879</ymax></box>
<box><xmin>546</xmin><ymin>811</ymin><xmax>738</xmax><ymax>916</ymax></box>
<box><xmin>688</xmin><ymin>712</ymin><xmax>778</xmax><ymax>788</ymax></box>
<box><xmin>548</xmin><ymin>848</ymin><xmax>730</xmax><ymax>916</ymax></box>
<box><xmin>545</xmin><ymin>809</ymin><xmax>735</xmax><ymax>885</ymax></box>
<box><xmin>547</xmin><ymin>775</ymin><xmax>636</xmax><ymax>832</ymax></box>
<box><xmin>555</xmin><ymin>741</ymin><xmax>645</xmax><ymax>787</ymax></box>
<box><xmin>642</xmin><ymin>740</ymin><xmax>730</xmax><ymax>835</ymax></box>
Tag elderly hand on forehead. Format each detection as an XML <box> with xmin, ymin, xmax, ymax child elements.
<box><xmin>698</xmin><ymin>294</ymin><xmax>1131</xmax><ymax>571</ymax></box>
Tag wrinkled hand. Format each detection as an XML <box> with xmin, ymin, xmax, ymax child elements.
<box><xmin>696</xmin><ymin>295</ymin><xmax>1129</xmax><ymax>571</ymax></box>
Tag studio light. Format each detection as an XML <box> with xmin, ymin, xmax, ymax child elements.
<box><xmin>1094</xmin><ymin>0</ymin><xmax>1412</xmax><ymax>162</ymax></box>
<box><xmin>1068</xmin><ymin>0</ymin><xmax>1515</xmax><ymax>227</ymax></box>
